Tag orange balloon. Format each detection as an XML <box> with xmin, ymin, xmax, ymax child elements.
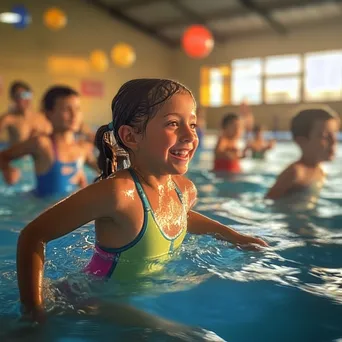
<box><xmin>182</xmin><ymin>25</ymin><xmax>214</xmax><ymax>59</ymax></box>
<box><xmin>43</xmin><ymin>8</ymin><xmax>67</xmax><ymax>31</ymax></box>
<box><xmin>90</xmin><ymin>50</ymin><xmax>108</xmax><ymax>72</ymax></box>
<box><xmin>111</xmin><ymin>43</ymin><xmax>136</xmax><ymax>68</ymax></box>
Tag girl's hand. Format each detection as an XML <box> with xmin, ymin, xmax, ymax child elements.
<box><xmin>236</xmin><ymin>235</ymin><xmax>268</xmax><ymax>251</ymax></box>
<box><xmin>268</xmin><ymin>139</ymin><xmax>276</xmax><ymax>148</ymax></box>
<box><xmin>3</xmin><ymin>166</ymin><xmax>21</xmax><ymax>185</ymax></box>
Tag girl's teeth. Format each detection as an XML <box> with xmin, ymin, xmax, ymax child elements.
<box><xmin>173</xmin><ymin>151</ymin><xmax>188</xmax><ymax>156</ymax></box>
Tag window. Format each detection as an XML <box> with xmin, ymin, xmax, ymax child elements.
<box><xmin>265</xmin><ymin>54</ymin><xmax>301</xmax><ymax>104</ymax></box>
<box><xmin>304</xmin><ymin>50</ymin><xmax>342</xmax><ymax>101</ymax></box>
<box><xmin>200</xmin><ymin>66</ymin><xmax>230</xmax><ymax>107</ymax></box>
<box><xmin>265</xmin><ymin>55</ymin><xmax>301</xmax><ymax>75</ymax></box>
<box><xmin>209</xmin><ymin>68</ymin><xmax>224</xmax><ymax>107</ymax></box>
<box><xmin>265</xmin><ymin>77</ymin><xmax>300</xmax><ymax>104</ymax></box>
<box><xmin>231</xmin><ymin>58</ymin><xmax>262</xmax><ymax>105</ymax></box>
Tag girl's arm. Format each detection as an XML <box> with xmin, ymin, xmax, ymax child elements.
<box><xmin>240</xmin><ymin>145</ymin><xmax>249</xmax><ymax>159</ymax></box>
<box><xmin>242</xmin><ymin>143</ymin><xmax>250</xmax><ymax>156</ymax></box>
<box><xmin>76</xmin><ymin>169</ymin><xmax>88</xmax><ymax>188</ymax></box>
<box><xmin>266</xmin><ymin>139</ymin><xmax>276</xmax><ymax>150</ymax></box>
<box><xmin>181</xmin><ymin>178</ymin><xmax>267</xmax><ymax>250</ymax></box>
<box><xmin>0</xmin><ymin>114</ymin><xmax>10</xmax><ymax>135</ymax></box>
<box><xmin>187</xmin><ymin>210</ymin><xmax>268</xmax><ymax>250</ymax></box>
<box><xmin>0</xmin><ymin>137</ymin><xmax>40</xmax><ymax>184</ymax></box>
<box><xmin>17</xmin><ymin>178</ymin><xmax>119</xmax><ymax>317</ymax></box>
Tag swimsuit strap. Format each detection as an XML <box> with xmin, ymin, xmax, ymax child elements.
<box><xmin>128</xmin><ymin>168</ymin><xmax>151</xmax><ymax>212</ymax></box>
<box><xmin>51</xmin><ymin>136</ymin><xmax>59</xmax><ymax>159</ymax></box>
<box><xmin>173</xmin><ymin>182</ymin><xmax>184</xmax><ymax>204</ymax></box>
<box><xmin>128</xmin><ymin>169</ymin><xmax>184</xmax><ymax>209</ymax></box>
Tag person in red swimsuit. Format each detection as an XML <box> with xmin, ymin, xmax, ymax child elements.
<box><xmin>214</xmin><ymin>113</ymin><xmax>245</xmax><ymax>173</ymax></box>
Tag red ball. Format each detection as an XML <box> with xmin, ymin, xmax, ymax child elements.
<box><xmin>182</xmin><ymin>25</ymin><xmax>214</xmax><ymax>59</ymax></box>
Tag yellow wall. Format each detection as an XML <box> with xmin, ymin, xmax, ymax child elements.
<box><xmin>0</xmin><ymin>0</ymin><xmax>172</xmax><ymax>130</ymax></box>
<box><xmin>172</xmin><ymin>23</ymin><xmax>342</xmax><ymax>131</ymax></box>
<box><xmin>2</xmin><ymin>1</ymin><xmax>342</xmax><ymax>134</ymax></box>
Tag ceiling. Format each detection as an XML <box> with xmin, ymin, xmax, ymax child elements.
<box><xmin>85</xmin><ymin>0</ymin><xmax>342</xmax><ymax>47</ymax></box>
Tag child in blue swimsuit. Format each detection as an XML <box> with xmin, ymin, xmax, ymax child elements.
<box><xmin>0</xmin><ymin>86</ymin><xmax>98</xmax><ymax>197</ymax></box>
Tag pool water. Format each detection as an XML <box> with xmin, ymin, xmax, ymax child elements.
<box><xmin>1</xmin><ymin>142</ymin><xmax>342</xmax><ymax>341</ymax></box>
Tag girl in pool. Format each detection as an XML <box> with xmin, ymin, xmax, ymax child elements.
<box><xmin>17</xmin><ymin>79</ymin><xmax>267</xmax><ymax>326</ymax></box>
<box><xmin>213</xmin><ymin>113</ymin><xmax>245</xmax><ymax>173</ymax></box>
<box><xmin>244</xmin><ymin>125</ymin><xmax>275</xmax><ymax>159</ymax></box>
<box><xmin>0</xmin><ymin>86</ymin><xmax>98</xmax><ymax>197</ymax></box>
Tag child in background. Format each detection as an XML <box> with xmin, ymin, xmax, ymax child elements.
<box><xmin>195</xmin><ymin>106</ymin><xmax>206</xmax><ymax>150</ymax></box>
<box><xmin>214</xmin><ymin>113</ymin><xmax>245</xmax><ymax>173</ymax></box>
<box><xmin>0</xmin><ymin>86</ymin><xmax>98</xmax><ymax>197</ymax></box>
<box><xmin>266</xmin><ymin>107</ymin><xmax>339</xmax><ymax>201</ymax></box>
<box><xmin>0</xmin><ymin>81</ymin><xmax>52</xmax><ymax>145</ymax></box>
<box><xmin>244</xmin><ymin>125</ymin><xmax>275</xmax><ymax>159</ymax></box>
<box><xmin>191</xmin><ymin>106</ymin><xmax>206</xmax><ymax>164</ymax></box>
<box><xmin>16</xmin><ymin>79</ymin><xmax>267</xmax><ymax>325</ymax></box>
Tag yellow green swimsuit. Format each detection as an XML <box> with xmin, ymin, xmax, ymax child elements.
<box><xmin>84</xmin><ymin>169</ymin><xmax>187</xmax><ymax>280</ymax></box>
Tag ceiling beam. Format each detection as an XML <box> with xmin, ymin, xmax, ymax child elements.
<box><xmin>153</xmin><ymin>0</ymin><xmax>336</xmax><ymax>29</ymax></box>
<box><xmin>84</xmin><ymin>0</ymin><xmax>341</xmax><ymax>48</ymax></box>
<box><xmin>168</xmin><ymin>0</ymin><xmax>225</xmax><ymax>43</ymax></box>
<box><xmin>84</xmin><ymin>0</ymin><xmax>177</xmax><ymax>47</ymax></box>
<box><xmin>168</xmin><ymin>0</ymin><xmax>206</xmax><ymax>25</ymax></box>
<box><xmin>238</xmin><ymin>0</ymin><xmax>287</xmax><ymax>34</ymax></box>
<box><xmin>116</xmin><ymin>0</ymin><xmax>164</xmax><ymax>11</ymax></box>
<box><xmin>221</xmin><ymin>15</ymin><xmax>342</xmax><ymax>43</ymax></box>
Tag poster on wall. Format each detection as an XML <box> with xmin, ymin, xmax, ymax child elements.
<box><xmin>80</xmin><ymin>79</ymin><xmax>104</xmax><ymax>97</ymax></box>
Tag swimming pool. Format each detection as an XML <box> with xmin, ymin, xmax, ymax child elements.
<box><xmin>1</xmin><ymin>141</ymin><xmax>342</xmax><ymax>341</ymax></box>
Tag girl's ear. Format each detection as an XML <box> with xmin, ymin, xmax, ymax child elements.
<box><xmin>118</xmin><ymin>125</ymin><xmax>142</xmax><ymax>151</ymax></box>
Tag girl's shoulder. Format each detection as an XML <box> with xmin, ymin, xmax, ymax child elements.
<box><xmin>85</xmin><ymin>170</ymin><xmax>139</xmax><ymax>213</ymax></box>
<box><xmin>76</xmin><ymin>139</ymin><xmax>94</xmax><ymax>151</ymax></box>
<box><xmin>172</xmin><ymin>174</ymin><xmax>195</xmax><ymax>189</ymax></box>
<box><xmin>98</xmin><ymin>169</ymin><xmax>136</xmax><ymax>192</ymax></box>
